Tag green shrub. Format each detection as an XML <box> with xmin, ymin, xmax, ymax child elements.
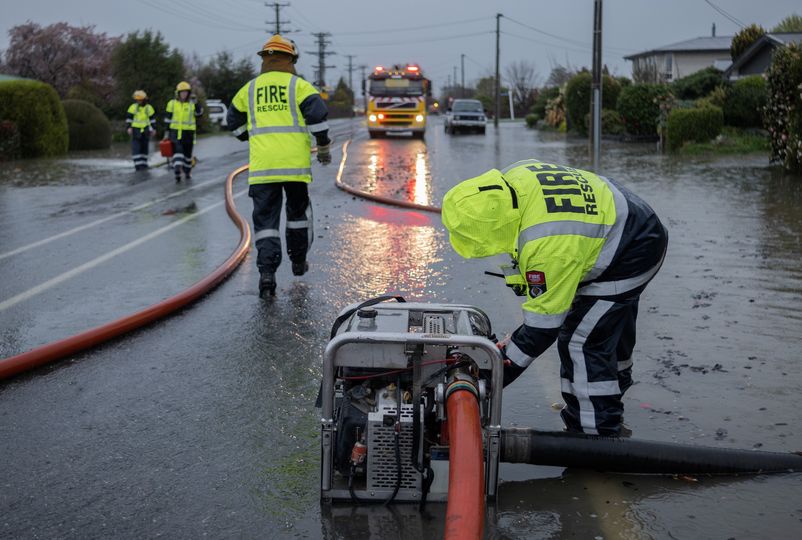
<box><xmin>0</xmin><ymin>120</ymin><xmax>22</xmax><ymax>161</ymax></box>
<box><xmin>672</xmin><ymin>67</ymin><xmax>726</xmax><ymax>100</ymax></box>
<box><xmin>723</xmin><ymin>76</ymin><xmax>767</xmax><ymax>128</ymax></box>
<box><xmin>617</xmin><ymin>83</ymin><xmax>671</xmax><ymax>136</ymax></box>
<box><xmin>666</xmin><ymin>106</ymin><xmax>724</xmax><ymax>150</ymax></box>
<box><xmin>62</xmin><ymin>99</ymin><xmax>112</xmax><ymax>151</ymax></box>
<box><xmin>564</xmin><ymin>71</ymin><xmax>621</xmax><ymax>134</ymax></box>
<box><xmin>695</xmin><ymin>85</ymin><xmax>727</xmax><ymax>109</ymax></box>
<box><xmin>0</xmin><ymin>80</ymin><xmax>68</xmax><ymax>158</ymax></box>
<box><xmin>530</xmin><ymin>86</ymin><xmax>560</xmax><ymax>118</ymax></box>
<box><xmin>765</xmin><ymin>43</ymin><xmax>802</xmax><ymax>172</ymax></box>
<box><xmin>525</xmin><ymin>113</ymin><xmax>539</xmax><ymax>128</ymax></box>
<box><xmin>584</xmin><ymin>108</ymin><xmax>625</xmax><ymax>135</ymax></box>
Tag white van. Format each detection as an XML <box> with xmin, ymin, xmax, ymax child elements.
<box><xmin>206</xmin><ymin>99</ymin><xmax>228</xmax><ymax>127</ymax></box>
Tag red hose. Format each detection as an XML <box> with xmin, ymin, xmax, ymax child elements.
<box><xmin>445</xmin><ymin>385</ymin><xmax>485</xmax><ymax>540</ymax></box>
<box><xmin>335</xmin><ymin>140</ymin><xmax>442</xmax><ymax>214</ymax></box>
<box><xmin>0</xmin><ymin>165</ymin><xmax>251</xmax><ymax>381</ymax></box>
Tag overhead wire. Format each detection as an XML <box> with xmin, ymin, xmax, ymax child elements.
<box><xmin>703</xmin><ymin>0</ymin><xmax>746</xmax><ymax>28</ymax></box>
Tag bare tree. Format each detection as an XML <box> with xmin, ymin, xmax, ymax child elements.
<box><xmin>546</xmin><ymin>64</ymin><xmax>574</xmax><ymax>87</ymax></box>
<box><xmin>505</xmin><ymin>60</ymin><xmax>540</xmax><ymax>116</ymax></box>
<box><xmin>632</xmin><ymin>58</ymin><xmax>661</xmax><ymax>84</ymax></box>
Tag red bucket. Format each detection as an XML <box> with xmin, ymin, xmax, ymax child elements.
<box><xmin>159</xmin><ymin>139</ymin><xmax>174</xmax><ymax>158</ymax></box>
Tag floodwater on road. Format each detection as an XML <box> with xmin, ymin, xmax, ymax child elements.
<box><xmin>1</xmin><ymin>119</ymin><xmax>801</xmax><ymax>539</ymax></box>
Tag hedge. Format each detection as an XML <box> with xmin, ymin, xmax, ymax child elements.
<box><xmin>525</xmin><ymin>113</ymin><xmax>539</xmax><ymax>128</ymax></box>
<box><xmin>62</xmin><ymin>99</ymin><xmax>112</xmax><ymax>151</ymax></box>
<box><xmin>0</xmin><ymin>120</ymin><xmax>21</xmax><ymax>161</ymax></box>
<box><xmin>0</xmin><ymin>80</ymin><xmax>68</xmax><ymax>158</ymax></box>
<box><xmin>666</xmin><ymin>106</ymin><xmax>724</xmax><ymax>150</ymax></box>
<box><xmin>617</xmin><ymin>83</ymin><xmax>671</xmax><ymax>136</ymax></box>
<box><xmin>765</xmin><ymin>43</ymin><xmax>802</xmax><ymax>172</ymax></box>
<box><xmin>672</xmin><ymin>67</ymin><xmax>726</xmax><ymax>100</ymax></box>
<box><xmin>564</xmin><ymin>72</ymin><xmax>621</xmax><ymax>134</ymax></box>
<box><xmin>724</xmin><ymin>76</ymin><xmax>767</xmax><ymax>128</ymax></box>
<box><xmin>584</xmin><ymin>108</ymin><xmax>625</xmax><ymax>135</ymax></box>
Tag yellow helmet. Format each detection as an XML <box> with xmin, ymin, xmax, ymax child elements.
<box><xmin>176</xmin><ymin>81</ymin><xmax>192</xmax><ymax>92</ymax></box>
<box><xmin>258</xmin><ymin>34</ymin><xmax>299</xmax><ymax>60</ymax></box>
<box><xmin>132</xmin><ymin>90</ymin><xmax>147</xmax><ymax>100</ymax></box>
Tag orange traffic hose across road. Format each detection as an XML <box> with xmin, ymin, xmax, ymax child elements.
<box><xmin>335</xmin><ymin>140</ymin><xmax>443</xmax><ymax>214</ymax></box>
<box><xmin>0</xmin><ymin>165</ymin><xmax>252</xmax><ymax>381</ymax></box>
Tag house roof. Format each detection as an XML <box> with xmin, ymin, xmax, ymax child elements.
<box><xmin>625</xmin><ymin>36</ymin><xmax>733</xmax><ymax>60</ymax></box>
<box><xmin>724</xmin><ymin>32</ymin><xmax>802</xmax><ymax>76</ymax></box>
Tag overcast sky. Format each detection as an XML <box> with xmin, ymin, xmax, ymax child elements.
<box><xmin>0</xmin><ymin>0</ymin><xmax>799</xmax><ymax>91</ymax></box>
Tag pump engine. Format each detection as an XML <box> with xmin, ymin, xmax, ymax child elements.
<box><xmin>319</xmin><ymin>297</ymin><xmax>503</xmax><ymax>504</ymax></box>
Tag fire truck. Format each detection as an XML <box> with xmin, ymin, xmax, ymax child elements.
<box><xmin>366</xmin><ymin>64</ymin><xmax>430</xmax><ymax>139</ymax></box>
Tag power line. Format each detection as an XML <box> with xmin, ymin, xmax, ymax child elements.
<box><xmin>334</xmin><ymin>16</ymin><xmax>488</xmax><ymax>36</ymax></box>
<box><xmin>335</xmin><ymin>30</ymin><xmax>493</xmax><ymax>48</ymax></box>
<box><xmin>135</xmin><ymin>0</ymin><xmax>264</xmax><ymax>33</ymax></box>
<box><xmin>502</xmin><ymin>15</ymin><xmax>635</xmax><ymax>54</ymax></box>
<box><xmin>703</xmin><ymin>0</ymin><xmax>746</xmax><ymax>28</ymax></box>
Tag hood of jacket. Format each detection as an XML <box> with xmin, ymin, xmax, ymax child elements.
<box><xmin>441</xmin><ymin>168</ymin><xmax>521</xmax><ymax>259</ymax></box>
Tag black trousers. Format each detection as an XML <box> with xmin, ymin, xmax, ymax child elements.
<box><xmin>170</xmin><ymin>132</ymin><xmax>195</xmax><ymax>175</ymax></box>
<box><xmin>558</xmin><ymin>294</ymin><xmax>639</xmax><ymax>436</ymax></box>
<box><xmin>249</xmin><ymin>182</ymin><xmax>312</xmax><ymax>273</ymax></box>
<box><xmin>131</xmin><ymin>129</ymin><xmax>150</xmax><ymax>170</ymax></box>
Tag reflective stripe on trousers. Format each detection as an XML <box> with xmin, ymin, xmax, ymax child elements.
<box><xmin>558</xmin><ymin>295</ymin><xmax>640</xmax><ymax>436</ymax></box>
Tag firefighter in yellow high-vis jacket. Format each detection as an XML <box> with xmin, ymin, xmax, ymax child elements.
<box><xmin>442</xmin><ymin>160</ymin><xmax>668</xmax><ymax>436</ymax></box>
<box><xmin>227</xmin><ymin>34</ymin><xmax>330</xmax><ymax>298</ymax></box>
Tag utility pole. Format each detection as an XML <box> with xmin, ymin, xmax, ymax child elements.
<box><xmin>307</xmin><ymin>32</ymin><xmax>336</xmax><ymax>89</ymax></box>
<box><xmin>494</xmin><ymin>13</ymin><xmax>502</xmax><ymax>128</ymax></box>
<box><xmin>460</xmin><ymin>53</ymin><xmax>465</xmax><ymax>98</ymax></box>
<box><xmin>590</xmin><ymin>0</ymin><xmax>603</xmax><ymax>171</ymax></box>
<box><xmin>358</xmin><ymin>64</ymin><xmax>368</xmax><ymax>111</ymax></box>
<box><xmin>266</xmin><ymin>2</ymin><xmax>291</xmax><ymax>35</ymax></box>
<box><xmin>345</xmin><ymin>55</ymin><xmax>356</xmax><ymax>92</ymax></box>
<box><xmin>453</xmin><ymin>65</ymin><xmax>458</xmax><ymax>94</ymax></box>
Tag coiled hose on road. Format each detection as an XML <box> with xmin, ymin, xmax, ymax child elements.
<box><xmin>0</xmin><ymin>165</ymin><xmax>251</xmax><ymax>381</ymax></box>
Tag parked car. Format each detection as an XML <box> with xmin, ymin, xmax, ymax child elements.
<box><xmin>206</xmin><ymin>99</ymin><xmax>228</xmax><ymax>127</ymax></box>
<box><xmin>444</xmin><ymin>99</ymin><xmax>486</xmax><ymax>134</ymax></box>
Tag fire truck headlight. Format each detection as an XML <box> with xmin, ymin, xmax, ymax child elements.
<box><xmin>415</xmin><ymin>114</ymin><xmax>424</xmax><ymax>122</ymax></box>
<box><xmin>378</xmin><ymin>113</ymin><xmax>385</xmax><ymax>120</ymax></box>
<box><xmin>369</xmin><ymin>114</ymin><xmax>377</xmax><ymax>122</ymax></box>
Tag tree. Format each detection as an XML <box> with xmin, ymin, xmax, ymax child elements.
<box><xmin>110</xmin><ymin>30</ymin><xmax>184</xmax><ymax>120</ymax></box>
<box><xmin>196</xmin><ymin>51</ymin><xmax>256</xmax><ymax>105</ymax></box>
<box><xmin>731</xmin><ymin>24</ymin><xmax>766</xmax><ymax>61</ymax></box>
<box><xmin>505</xmin><ymin>60</ymin><xmax>540</xmax><ymax>117</ymax></box>
<box><xmin>327</xmin><ymin>77</ymin><xmax>354</xmax><ymax>118</ymax></box>
<box><xmin>546</xmin><ymin>65</ymin><xmax>573</xmax><ymax>87</ymax></box>
<box><xmin>473</xmin><ymin>76</ymin><xmax>509</xmax><ymax>118</ymax></box>
<box><xmin>772</xmin><ymin>14</ymin><xmax>802</xmax><ymax>32</ymax></box>
<box><xmin>3</xmin><ymin>22</ymin><xmax>118</xmax><ymax>106</ymax></box>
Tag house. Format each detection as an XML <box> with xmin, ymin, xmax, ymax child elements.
<box><xmin>725</xmin><ymin>32</ymin><xmax>802</xmax><ymax>80</ymax></box>
<box><xmin>625</xmin><ymin>35</ymin><xmax>732</xmax><ymax>82</ymax></box>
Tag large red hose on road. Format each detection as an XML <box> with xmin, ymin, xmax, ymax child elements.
<box><xmin>335</xmin><ymin>141</ymin><xmax>442</xmax><ymax>214</ymax></box>
<box><xmin>0</xmin><ymin>165</ymin><xmax>251</xmax><ymax>381</ymax></box>
<box><xmin>444</xmin><ymin>381</ymin><xmax>485</xmax><ymax>540</ymax></box>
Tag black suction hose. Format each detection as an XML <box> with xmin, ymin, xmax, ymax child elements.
<box><xmin>500</xmin><ymin>428</ymin><xmax>802</xmax><ymax>474</ymax></box>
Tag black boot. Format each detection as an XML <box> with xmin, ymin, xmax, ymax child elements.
<box><xmin>259</xmin><ymin>271</ymin><xmax>276</xmax><ymax>298</ymax></box>
<box><xmin>291</xmin><ymin>261</ymin><xmax>309</xmax><ymax>276</ymax></box>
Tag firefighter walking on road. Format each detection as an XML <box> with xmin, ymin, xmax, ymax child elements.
<box><xmin>163</xmin><ymin>81</ymin><xmax>203</xmax><ymax>182</ymax></box>
<box><xmin>126</xmin><ymin>90</ymin><xmax>156</xmax><ymax>171</ymax></box>
<box><xmin>227</xmin><ymin>34</ymin><xmax>331</xmax><ymax>298</ymax></box>
<box><xmin>442</xmin><ymin>160</ymin><xmax>668</xmax><ymax>436</ymax></box>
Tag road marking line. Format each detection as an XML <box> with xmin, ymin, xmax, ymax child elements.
<box><xmin>0</xmin><ymin>189</ymin><xmax>248</xmax><ymax>313</ymax></box>
<box><xmin>0</xmin><ymin>177</ymin><xmax>223</xmax><ymax>261</ymax></box>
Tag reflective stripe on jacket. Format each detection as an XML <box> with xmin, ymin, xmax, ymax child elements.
<box><xmin>230</xmin><ymin>71</ymin><xmax>320</xmax><ymax>184</ymax></box>
<box><xmin>126</xmin><ymin>103</ymin><xmax>155</xmax><ymax>130</ymax></box>
<box><xmin>165</xmin><ymin>99</ymin><xmax>198</xmax><ymax>137</ymax></box>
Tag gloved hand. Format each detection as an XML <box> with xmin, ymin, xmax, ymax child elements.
<box><xmin>317</xmin><ymin>143</ymin><xmax>331</xmax><ymax>165</ymax></box>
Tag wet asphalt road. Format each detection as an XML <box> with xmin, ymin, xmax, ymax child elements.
<box><xmin>1</xmin><ymin>119</ymin><xmax>801</xmax><ymax>539</ymax></box>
